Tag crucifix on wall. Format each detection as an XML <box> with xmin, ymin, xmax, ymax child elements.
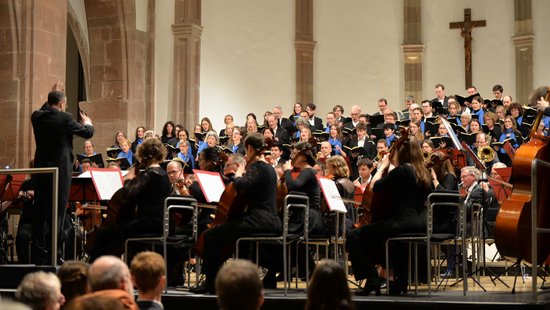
<box><xmin>450</xmin><ymin>8</ymin><xmax>486</xmax><ymax>88</ymax></box>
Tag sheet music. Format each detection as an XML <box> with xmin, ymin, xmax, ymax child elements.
<box><xmin>89</xmin><ymin>168</ymin><xmax>124</xmax><ymax>200</ymax></box>
<box><xmin>193</xmin><ymin>169</ymin><xmax>226</xmax><ymax>203</ymax></box>
<box><xmin>317</xmin><ymin>176</ymin><xmax>347</xmax><ymax>213</ymax></box>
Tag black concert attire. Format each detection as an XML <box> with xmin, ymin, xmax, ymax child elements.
<box><xmin>346</xmin><ymin>164</ymin><xmax>431</xmax><ymax>290</ymax></box>
<box><xmin>15</xmin><ymin>179</ymin><xmax>35</xmax><ymax>263</ymax></box>
<box><xmin>434</xmin><ymin>173</ymin><xmax>458</xmax><ymax>192</ymax></box>
<box><xmin>31</xmin><ymin>103</ymin><xmax>94</xmax><ymax>264</ymax></box>
<box><xmin>273</xmin><ymin>126</ymin><xmax>290</xmax><ymax>145</ymax></box>
<box><xmin>463</xmin><ymin>183</ymin><xmax>500</xmax><ymax>237</ymax></box>
<box><xmin>310</xmin><ymin>116</ymin><xmax>324</xmax><ymax>131</ymax></box>
<box><xmin>198</xmin><ymin>160</ymin><xmax>281</xmax><ymax>292</ymax></box>
<box><xmin>88</xmin><ymin>166</ymin><xmax>171</xmax><ymax>262</ymax></box>
<box><xmin>346</xmin><ymin>136</ymin><xmax>376</xmax><ymax>180</ymax></box>
<box><xmin>330</xmin><ymin>177</ymin><xmax>356</xmax><ymax>235</ymax></box>
<box><xmin>284</xmin><ymin>167</ymin><xmax>328</xmax><ymax>236</ymax></box>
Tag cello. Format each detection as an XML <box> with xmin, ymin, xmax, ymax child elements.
<box><xmin>494</xmin><ymin>88</ymin><xmax>550</xmax><ymax>264</ymax></box>
<box><xmin>357</xmin><ymin>127</ymin><xmax>409</xmax><ymax>226</ymax></box>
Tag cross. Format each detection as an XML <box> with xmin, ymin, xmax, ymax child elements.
<box><xmin>450</xmin><ymin>8</ymin><xmax>486</xmax><ymax>89</ymax></box>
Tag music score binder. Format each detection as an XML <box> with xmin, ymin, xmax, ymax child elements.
<box><xmin>317</xmin><ymin>176</ymin><xmax>347</xmax><ymax>213</ymax></box>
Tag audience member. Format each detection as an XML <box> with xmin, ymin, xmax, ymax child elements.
<box><xmin>215</xmin><ymin>259</ymin><xmax>264</xmax><ymax>310</ymax></box>
<box><xmin>71</xmin><ymin>256</ymin><xmax>138</xmax><ymax>310</ymax></box>
<box><xmin>57</xmin><ymin>261</ymin><xmax>89</xmax><ymax>306</ymax></box>
<box><xmin>130</xmin><ymin>252</ymin><xmax>166</xmax><ymax>310</ymax></box>
<box><xmin>305</xmin><ymin>259</ymin><xmax>354</xmax><ymax>310</ymax></box>
<box><xmin>16</xmin><ymin>271</ymin><xmax>65</xmax><ymax>310</ymax></box>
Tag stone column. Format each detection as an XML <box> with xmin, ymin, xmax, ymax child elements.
<box><xmin>0</xmin><ymin>0</ymin><xmax>67</xmax><ymax>167</ymax></box>
<box><xmin>513</xmin><ymin>0</ymin><xmax>534</xmax><ymax>104</ymax></box>
<box><xmin>401</xmin><ymin>0</ymin><xmax>423</xmax><ymax>109</ymax></box>
<box><xmin>295</xmin><ymin>0</ymin><xmax>316</xmax><ymax>106</ymax></box>
<box><xmin>172</xmin><ymin>0</ymin><xmax>202</xmax><ymax>128</ymax></box>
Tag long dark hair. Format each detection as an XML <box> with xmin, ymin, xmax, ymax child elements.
<box><xmin>162</xmin><ymin>121</ymin><xmax>176</xmax><ymax>137</ymax></box>
<box><xmin>397</xmin><ymin>136</ymin><xmax>431</xmax><ymax>189</ymax></box>
<box><xmin>305</xmin><ymin>260</ymin><xmax>354</xmax><ymax>310</ymax></box>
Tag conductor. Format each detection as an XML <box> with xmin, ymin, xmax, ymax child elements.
<box><xmin>31</xmin><ymin>90</ymin><xmax>94</xmax><ymax>264</ymax></box>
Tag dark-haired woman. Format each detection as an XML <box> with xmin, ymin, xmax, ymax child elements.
<box><xmin>131</xmin><ymin>126</ymin><xmax>145</xmax><ymax>153</ymax></box>
<box><xmin>346</xmin><ymin>136</ymin><xmax>432</xmax><ymax>296</ymax></box>
<box><xmin>161</xmin><ymin>121</ymin><xmax>178</xmax><ymax>145</ymax></box>
<box><xmin>190</xmin><ymin>133</ymin><xmax>281</xmax><ymax>294</ymax></box>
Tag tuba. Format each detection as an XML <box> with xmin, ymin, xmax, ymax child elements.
<box><xmin>478</xmin><ymin>146</ymin><xmax>495</xmax><ymax>162</ymax></box>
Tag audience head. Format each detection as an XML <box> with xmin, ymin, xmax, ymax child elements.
<box><xmin>130</xmin><ymin>251</ymin><xmax>166</xmax><ymax>296</ymax></box>
<box><xmin>305</xmin><ymin>260</ymin><xmax>354</xmax><ymax>310</ymax></box>
<box><xmin>57</xmin><ymin>261</ymin><xmax>89</xmax><ymax>305</ymax></box>
<box><xmin>88</xmin><ymin>256</ymin><xmax>134</xmax><ymax>298</ymax></box>
<box><xmin>16</xmin><ymin>271</ymin><xmax>65</xmax><ymax>310</ymax></box>
<box><xmin>215</xmin><ymin>259</ymin><xmax>263</xmax><ymax>310</ymax></box>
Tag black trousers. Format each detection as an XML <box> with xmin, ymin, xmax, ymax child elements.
<box><xmin>346</xmin><ymin>221</ymin><xmax>409</xmax><ymax>282</ymax></box>
<box><xmin>202</xmin><ymin>219</ymin><xmax>277</xmax><ymax>285</ymax></box>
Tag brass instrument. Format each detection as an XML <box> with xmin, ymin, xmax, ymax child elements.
<box><xmin>423</xmin><ymin>151</ymin><xmax>430</xmax><ymax>159</ymax></box>
<box><xmin>478</xmin><ymin>145</ymin><xmax>495</xmax><ymax>163</ymax></box>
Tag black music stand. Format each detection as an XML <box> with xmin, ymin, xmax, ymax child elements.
<box><xmin>69</xmin><ymin>176</ymin><xmax>101</xmax><ymax>260</ymax></box>
<box><xmin>70</xmin><ymin>177</ymin><xmax>99</xmax><ymax>203</ymax></box>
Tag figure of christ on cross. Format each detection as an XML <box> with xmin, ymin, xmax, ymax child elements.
<box><xmin>450</xmin><ymin>8</ymin><xmax>486</xmax><ymax>88</ymax></box>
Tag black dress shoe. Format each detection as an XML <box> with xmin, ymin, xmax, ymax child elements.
<box><xmin>189</xmin><ymin>281</ymin><xmax>215</xmax><ymax>295</ymax></box>
<box><xmin>388</xmin><ymin>280</ymin><xmax>408</xmax><ymax>295</ymax></box>
<box><xmin>355</xmin><ymin>281</ymin><xmax>381</xmax><ymax>296</ymax></box>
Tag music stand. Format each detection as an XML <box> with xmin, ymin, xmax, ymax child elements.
<box><xmin>1</xmin><ymin>174</ymin><xmax>26</xmax><ymax>213</ymax></box>
<box><xmin>70</xmin><ymin>177</ymin><xmax>99</xmax><ymax>203</ymax></box>
<box><xmin>193</xmin><ymin>170</ymin><xmax>225</xmax><ymax>203</ymax></box>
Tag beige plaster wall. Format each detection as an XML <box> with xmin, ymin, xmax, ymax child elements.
<box><xmin>200</xmin><ymin>0</ymin><xmax>295</xmax><ymax>130</ymax></box>
<box><xmin>423</xmin><ymin>0</ymin><xmax>515</xmax><ymax>101</ymax></box>
<box><xmin>154</xmin><ymin>0</ymin><xmax>175</xmax><ymax>132</ymax></box>
<box><xmin>532</xmin><ymin>0</ymin><xmax>550</xmax><ymax>90</ymax></box>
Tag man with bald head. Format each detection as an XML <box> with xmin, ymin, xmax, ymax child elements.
<box><xmin>72</xmin><ymin>255</ymin><xmax>138</xmax><ymax>310</ymax></box>
<box><xmin>343</xmin><ymin>105</ymin><xmax>361</xmax><ymax>129</ymax></box>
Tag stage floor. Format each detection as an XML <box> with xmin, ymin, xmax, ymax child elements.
<box><xmin>160</xmin><ymin>273</ymin><xmax>550</xmax><ymax>310</ymax></box>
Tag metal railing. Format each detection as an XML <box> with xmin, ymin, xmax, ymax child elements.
<box><xmin>0</xmin><ymin>168</ymin><xmax>59</xmax><ymax>266</ymax></box>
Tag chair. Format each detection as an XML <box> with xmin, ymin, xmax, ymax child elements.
<box><xmin>297</xmin><ymin>210</ymin><xmax>348</xmax><ymax>275</ymax></box>
<box><xmin>124</xmin><ymin>196</ymin><xmax>198</xmax><ymax>291</ymax></box>
<box><xmin>235</xmin><ymin>193</ymin><xmax>309</xmax><ymax>296</ymax></box>
<box><xmin>384</xmin><ymin>192</ymin><xmax>467</xmax><ymax>296</ymax></box>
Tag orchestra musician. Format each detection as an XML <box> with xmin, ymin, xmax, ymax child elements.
<box><xmin>190</xmin><ymin>133</ymin><xmax>281</xmax><ymax>294</ymax></box>
<box><xmin>353</xmin><ymin>158</ymin><xmax>374</xmax><ymax>193</ymax></box>
<box><xmin>459</xmin><ymin>166</ymin><xmax>500</xmax><ymax>237</ymax></box>
<box><xmin>346</xmin><ymin>136</ymin><xmax>432</xmax><ymax>296</ymax></box>
<box><xmin>325</xmin><ymin>155</ymin><xmax>356</xmax><ymax>234</ymax></box>
<box><xmin>88</xmin><ymin>137</ymin><xmax>171</xmax><ymax>262</ymax></box>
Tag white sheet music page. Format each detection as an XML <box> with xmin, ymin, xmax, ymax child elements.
<box><xmin>193</xmin><ymin>169</ymin><xmax>226</xmax><ymax>203</ymax></box>
<box><xmin>317</xmin><ymin>176</ymin><xmax>347</xmax><ymax>213</ymax></box>
<box><xmin>89</xmin><ymin>168</ymin><xmax>124</xmax><ymax>200</ymax></box>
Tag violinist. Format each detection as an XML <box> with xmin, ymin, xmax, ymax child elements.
<box><xmin>353</xmin><ymin>158</ymin><xmax>374</xmax><ymax>193</ymax></box>
<box><xmin>428</xmin><ymin>150</ymin><xmax>458</xmax><ymax>191</ymax></box>
<box><xmin>167</xmin><ymin>160</ymin><xmax>189</xmax><ymax>196</ymax></box>
<box><xmin>284</xmin><ymin>141</ymin><xmax>329</xmax><ymax>237</ymax></box>
<box><xmin>187</xmin><ymin>147</ymin><xmax>225</xmax><ymax>232</ymax></box>
<box><xmin>325</xmin><ymin>155</ymin><xmax>356</xmax><ymax>235</ymax></box>
<box><xmin>347</xmin><ymin>136</ymin><xmax>432</xmax><ymax>296</ymax></box>
<box><xmin>190</xmin><ymin>133</ymin><xmax>281</xmax><ymax>294</ymax></box>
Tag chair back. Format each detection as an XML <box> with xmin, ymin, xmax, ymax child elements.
<box><xmin>283</xmin><ymin>193</ymin><xmax>309</xmax><ymax>240</ymax></box>
<box><xmin>163</xmin><ymin>196</ymin><xmax>198</xmax><ymax>240</ymax></box>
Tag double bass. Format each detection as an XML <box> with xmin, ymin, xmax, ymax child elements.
<box><xmin>494</xmin><ymin>95</ymin><xmax>550</xmax><ymax>264</ymax></box>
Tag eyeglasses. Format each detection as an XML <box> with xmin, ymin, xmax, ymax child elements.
<box><xmin>168</xmin><ymin>170</ymin><xmax>180</xmax><ymax>175</ymax></box>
